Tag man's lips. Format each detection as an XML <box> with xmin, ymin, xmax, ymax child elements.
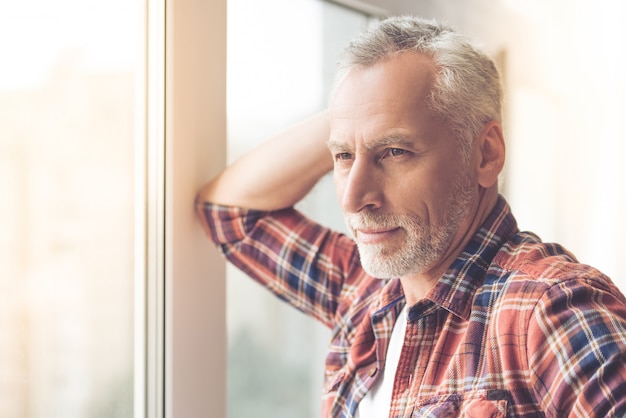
<box><xmin>355</xmin><ymin>227</ymin><xmax>401</xmax><ymax>244</ymax></box>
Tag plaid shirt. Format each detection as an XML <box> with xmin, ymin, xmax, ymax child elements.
<box><xmin>197</xmin><ymin>196</ymin><xmax>626</xmax><ymax>417</ymax></box>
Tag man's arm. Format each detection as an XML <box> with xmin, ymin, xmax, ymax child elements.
<box><xmin>197</xmin><ymin>111</ymin><xmax>333</xmax><ymax>210</ymax></box>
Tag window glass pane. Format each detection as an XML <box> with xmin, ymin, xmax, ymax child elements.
<box><xmin>0</xmin><ymin>2</ymin><xmax>143</xmax><ymax>417</ymax></box>
<box><xmin>227</xmin><ymin>1</ymin><xmax>371</xmax><ymax>416</ymax></box>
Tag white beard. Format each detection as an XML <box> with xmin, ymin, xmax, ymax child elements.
<box><xmin>345</xmin><ymin>172</ymin><xmax>474</xmax><ymax>279</ymax></box>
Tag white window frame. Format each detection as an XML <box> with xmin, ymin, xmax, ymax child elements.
<box><xmin>164</xmin><ymin>0</ymin><xmax>227</xmax><ymax>416</ymax></box>
<box><xmin>138</xmin><ymin>0</ymin><xmax>227</xmax><ymax>416</ymax></box>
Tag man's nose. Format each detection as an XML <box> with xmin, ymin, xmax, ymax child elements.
<box><xmin>339</xmin><ymin>159</ymin><xmax>383</xmax><ymax>213</ymax></box>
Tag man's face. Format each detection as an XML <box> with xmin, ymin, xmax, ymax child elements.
<box><xmin>328</xmin><ymin>53</ymin><xmax>477</xmax><ymax>279</ymax></box>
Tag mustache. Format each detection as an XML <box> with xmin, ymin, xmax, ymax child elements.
<box><xmin>344</xmin><ymin>212</ymin><xmax>418</xmax><ymax>230</ymax></box>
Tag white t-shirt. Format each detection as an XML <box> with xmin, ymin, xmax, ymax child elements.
<box><xmin>355</xmin><ymin>306</ymin><xmax>408</xmax><ymax>418</ymax></box>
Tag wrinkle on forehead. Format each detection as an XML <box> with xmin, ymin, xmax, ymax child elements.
<box><xmin>327</xmin><ymin>130</ymin><xmax>417</xmax><ymax>153</ymax></box>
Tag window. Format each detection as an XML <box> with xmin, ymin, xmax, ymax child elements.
<box><xmin>0</xmin><ymin>1</ymin><xmax>143</xmax><ymax>416</ymax></box>
<box><xmin>226</xmin><ymin>1</ymin><xmax>378</xmax><ymax>416</ymax></box>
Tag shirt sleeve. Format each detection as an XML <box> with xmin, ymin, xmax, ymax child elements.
<box><xmin>196</xmin><ymin>201</ymin><xmax>363</xmax><ymax>328</ymax></box>
<box><xmin>527</xmin><ymin>273</ymin><xmax>626</xmax><ymax>417</ymax></box>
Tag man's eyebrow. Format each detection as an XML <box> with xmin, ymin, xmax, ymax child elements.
<box><xmin>366</xmin><ymin>133</ymin><xmax>415</xmax><ymax>150</ymax></box>
<box><xmin>326</xmin><ymin>137</ymin><xmax>351</xmax><ymax>152</ymax></box>
<box><xmin>327</xmin><ymin>132</ymin><xmax>415</xmax><ymax>152</ymax></box>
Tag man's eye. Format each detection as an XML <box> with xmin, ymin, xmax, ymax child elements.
<box><xmin>386</xmin><ymin>148</ymin><xmax>406</xmax><ymax>157</ymax></box>
<box><xmin>335</xmin><ymin>152</ymin><xmax>353</xmax><ymax>161</ymax></box>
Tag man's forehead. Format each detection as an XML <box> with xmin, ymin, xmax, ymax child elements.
<box><xmin>329</xmin><ymin>60</ymin><xmax>435</xmax><ymax>126</ymax></box>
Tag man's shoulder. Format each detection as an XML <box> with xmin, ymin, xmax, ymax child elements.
<box><xmin>491</xmin><ymin>231</ymin><xmax>615</xmax><ymax>296</ymax></box>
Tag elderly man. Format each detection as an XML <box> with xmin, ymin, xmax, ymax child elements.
<box><xmin>196</xmin><ymin>16</ymin><xmax>626</xmax><ymax>417</ymax></box>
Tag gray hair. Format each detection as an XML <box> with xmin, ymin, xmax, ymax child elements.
<box><xmin>332</xmin><ymin>16</ymin><xmax>503</xmax><ymax>159</ymax></box>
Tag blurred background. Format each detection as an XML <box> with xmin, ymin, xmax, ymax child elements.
<box><xmin>1</xmin><ymin>0</ymin><xmax>624</xmax><ymax>417</ymax></box>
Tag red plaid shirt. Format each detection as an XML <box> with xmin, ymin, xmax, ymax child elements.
<box><xmin>197</xmin><ymin>196</ymin><xmax>626</xmax><ymax>417</ymax></box>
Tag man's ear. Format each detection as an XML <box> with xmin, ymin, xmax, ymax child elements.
<box><xmin>475</xmin><ymin>121</ymin><xmax>505</xmax><ymax>188</ymax></box>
